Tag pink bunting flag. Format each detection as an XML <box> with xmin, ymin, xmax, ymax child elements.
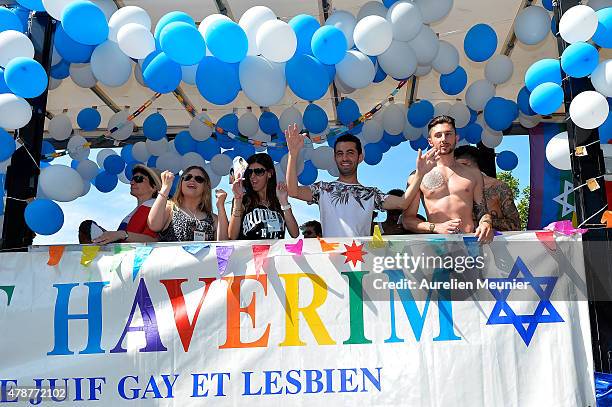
<box><xmin>535</xmin><ymin>231</ymin><xmax>557</xmax><ymax>251</ymax></box>
<box><xmin>285</xmin><ymin>239</ymin><xmax>304</xmax><ymax>256</ymax></box>
<box><xmin>544</xmin><ymin>220</ymin><xmax>588</xmax><ymax>236</ymax></box>
<box><xmin>252</xmin><ymin>244</ymin><xmax>271</xmax><ymax>278</ymax></box>
<box><xmin>216</xmin><ymin>246</ymin><xmax>234</xmax><ymax>277</ymax></box>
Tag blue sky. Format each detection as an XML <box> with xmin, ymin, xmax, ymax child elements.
<box><xmin>32</xmin><ymin>135</ymin><xmax>530</xmax><ymax>245</ymax></box>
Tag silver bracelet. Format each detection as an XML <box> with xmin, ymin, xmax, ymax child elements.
<box><xmin>281</xmin><ymin>203</ymin><xmax>292</xmax><ymax>211</ymax></box>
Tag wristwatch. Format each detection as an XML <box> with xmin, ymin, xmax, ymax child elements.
<box><xmin>429</xmin><ymin>222</ymin><xmax>435</xmax><ymax>232</ymax></box>
<box><xmin>281</xmin><ymin>203</ymin><xmax>292</xmax><ymax>211</ymax></box>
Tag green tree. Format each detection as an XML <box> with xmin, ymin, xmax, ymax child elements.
<box><xmin>497</xmin><ymin>171</ymin><xmax>530</xmax><ymax>230</ymax></box>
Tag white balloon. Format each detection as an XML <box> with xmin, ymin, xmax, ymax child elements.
<box><xmin>408</xmin><ymin>25</ymin><xmax>439</xmax><ymax>65</ymax></box>
<box><xmin>485</xmin><ymin>55</ymin><xmax>514</xmax><ymax>85</ymax></box>
<box><xmin>434</xmin><ymin>101</ymin><xmax>452</xmax><ymax>117</ymax></box>
<box><xmin>51</xmin><ymin>46</ymin><xmax>61</xmax><ymax>66</ymax></box>
<box><xmin>588</xmin><ymin>0</ymin><xmax>612</xmax><ymax>11</ymax></box>
<box><xmin>69</xmin><ymin>63</ymin><xmax>97</xmax><ymax>88</ymax></box>
<box><xmin>146</xmin><ymin>137</ymin><xmax>169</xmax><ymax>156</ymax></box>
<box><xmin>415</xmin><ymin>64</ymin><xmax>432</xmax><ymax>77</ymax></box>
<box><xmin>382</xmin><ymin>103</ymin><xmax>406</xmax><ymax>135</ymax></box>
<box><xmin>50</xmin><ymin>77</ymin><xmax>63</xmax><ymax>90</ymax></box>
<box><xmin>90</xmin><ymin>0</ymin><xmax>118</xmax><ymax>22</ymax></box>
<box><xmin>559</xmin><ymin>5</ymin><xmax>598</xmax><ymax>44</ymax></box>
<box><xmin>448</xmin><ymin>103</ymin><xmax>470</xmax><ymax>128</ymax></box>
<box><xmin>210</xmin><ymin>153</ymin><xmax>232</xmax><ymax>176</ymax></box>
<box><xmin>239</xmin><ymin>6</ymin><xmax>277</xmax><ymax>56</ymax></box>
<box><xmin>238</xmin><ymin>112</ymin><xmax>259</xmax><ymax>137</ymax></box>
<box><xmin>310</xmin><ymin>146</ymin><xmax>334</xmax><ymax>170</ymax></box>
<box><xmin>569</xmin><ymin>90</ymin><xmax>610</xmax><ymax>129</ymax></box>
<box><xmin>591</xmin><ymin>60</ymin><xmax>612</xmax><ymax>98</ymax></box>
<box><xmin>414</xmin><ymin>0</ymin><xmax>453</xmax><ymax>24</ymax></box>
<box><xmin>156</xmin><ymin>151</ymin><xmax>182</xmax><ymax>173</ymax></box>
<box><xmin>117</xmin><ymin>23</ymin><xmax>155</xmax><ymax>60</ymax></box>
<box><xmin>403</xmin><ymin>120</ymin><xmax>423</xmax><ymax>141</ymax></box>
<box><xmin>431</xmin><ymin>40</ymin><xmax>459</xmax><ymax>75</ymax></box>
<box><xmin>518</xmin><ymin>112</ymin><xmax>541</xmax><ymax>129</ymax></box>
<box><xmin>357</xmin><ymin>1</ymin><xmax>388</xmax><ymax>21</ymax></box>
<box><xmin>252</xmin><ymin>131</ymin><xmax>271</xmax><ymax>152</ymax></box>
<box><xmin>189</xmin><ymin>113</ymin><xmax>213</xmax><ymax>141</ymax></box>
<box><xmin>239</xmin><ymin>56</ymin><xmax>286</xmax><ymax>107</ymax></box>
<box><xmin>0</xmin><ymin>30</ymin><xmax>34</xmax><ymax>67</ymax></box>
<box><xmin>76</xmin><ymin>159</ymin><xmax>99</xmax><ymax>181</ymax></box>
<box><xmin>67</xmin><ymin>134</ymin><xmax>90</xmax><ymax>161</ymax></box>
<box><xmin>80</xmin><ymin>178</ymin><xmax>91</xmax><ymax>196</ymax></box>
<box><xmin>546</xmin><ymin>131</ymin><xmax>572</xmax><ymax>170</ymax></box>
<box><xmin>257</xmin><ymin>20</ymin><xmax>297</xmax><ymax>63</ymax></box>
<box><xmin>387</xmin><ymin>2</ymin><xmax>423</xmax><ymax>41</ymax></box>
<box><xmin>361</xmin><ymin>120</ymin><xmax>384</xmax><ymax>143</ymax></box>
<box><xmin>514</xmin><ymin>6</ymin><xmax>550</xmax><ymax>45</ymax></box>
<box><xmin>325</xmin><ymin>10</ymin><xmax>357</xmax><ymax>49</ymax></box>
<box><xmin>96</xmin><ymin>148</ymin><xmax>116</xmax><ymax>167</ymax></box>
<box><xmin>336</xmin><ymin>50</ymin><xmax>375</xmax><ymax>89</ymax></box>
<box><xmin>181</xmin><ymin>152</ymin><xmax>205</xmax><ymax>170</ymax></box>
<box><xmin>279</xmin><ymin>106</ymin><xmax>304</xmax><ymax>131</ymax></box>
<box><xmin>203</xmin><ymin>163</ymin><xmax>221</xmax><ymax>189</ymax></box>
<box><xmin>132</xmin><ymin>141</ymin><xmax>150</xmax><ymax>162</ymax></box>
<box><xmin>334</xmin><ymin>76</ymin><xmax>356</xmax><ymax>94</ymax></box>
<box><xmin>465</xmin><ymin>80</ymin><xmax>495</xmax><ymax>112</ymax></box>
<box><xmin>133</xmin><ymin>63</ymin><xmax>146</xmax><ymax>87</ymax></box>
<box><xmin>353</xmin><ymin>16</ymin><xmax>393</xmax><ymax>56</ymax></box>
<box><xmin>0</xmin><ymin>94</ymin><xmax>31</xmax><ymax>130</ymax></box>
<box><xmin>481</xmin><ymin>129</ymin><xmax>503</xmax><ymax>148</ymax></box>
<box><xmin>181</xmin><ymin>64</ymin><xmax>198</xmax><ymax>86</ymax></box>
<box><xmin>280</xmin><ymin>152</ymin><xmax>304</xmax><ymax>175</ymax></box>
<box><xmin>199</xmin><ymin>14</ymin><xmax>231</xmax><ymax>37</ymax></box>
<box><xmin>167</xmin><ymin>139</ymin><xmax>178</xmax><ymax>155</ymax></box>
<box><xmin>118</xmin><ymin>170</ymin><xmax>130</xmax><ymax>184</ymax></box>
<box><xmin>42</xmin><ymin>0</ymin><xmax>73</xmax><ymax>21</ymax></box>
<box><xmin>108</xmin><ymin>6</ymin><xmax>151</xmax><ymax>43</ymax></box>
<box><xmin>39</xmin><ymin>165</ymin><xmax>84</xmax><ymax>202</ymax></box>
<box><xmin>91</xmin><ymin>41</ymin><xmax>133</xmax><ymax>87</ymax></box>
<box><xmin>377</xmin><ymin>40</ymin><xmax>417</xmax><ymax>80</ymax></box>
<box><xmin>48</xmin><ymin>114</ymin><xmax>73</xmax><ymax>141</ymax></box>
<box><xmin>108</xmin><ymin>110</ymin><xmax>134</xmax><ymax>141</ymax></box>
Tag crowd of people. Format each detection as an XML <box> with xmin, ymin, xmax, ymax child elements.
<box><xmin>79</xmin><ymin>115</ymin><xmax>520</xmax><ymax>245</ymax></box>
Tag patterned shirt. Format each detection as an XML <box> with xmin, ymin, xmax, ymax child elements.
<box><xmin>159</xmin><ymin>206</ymin><xmax>215</xmax><ymax>242</ymax></box>
<box><xmin>309</xmin><ymin>181</ymin><xmax>387</xmax><ymax>238</ymax></box>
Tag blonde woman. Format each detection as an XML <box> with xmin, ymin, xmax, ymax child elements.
<box><xmin>148</xmin><ymin>166</ymin><xmax>229</xmax><ymax>242</ymax></box>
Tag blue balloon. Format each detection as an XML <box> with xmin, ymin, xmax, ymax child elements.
<box><xmin>11</xmin><ymin>6</ymin><xmax>29</xmax><ymax>32</ymax></box>
<box><xmin>41</xmin><ymin>140</ymin><xmax>55</xmax><ymax>162</ymax></box>
<box><xmin>542</xmin><ymin>0</ymin><xmax>553</xmax><ymax>11</ymax></box>
<box><xmin>123</xmin><ymin>161</ymin><xmax>137</xmax><ymax>181</ymax></box>
<box><xmin>15</xmin><ymin>0</ymin><xmax>44</xmax><ymax>12</ymax></box>
<box><xmin>286</xmin><ymin>54</ymin><xmax>329</xmax><ymax>101</ymax></box>
<box><xmin>0</xmin><ymin>7</ymin><xmax>23</xmax><ymax>32</ymax></box>
<box><xmin>464</xmin><ymin>123</ymin><xmax>483</xmax><ymax>144</ymax></box>
<box><xmin>143</xmin><ymin>52</ymin><xmax>182</xmax><ymax>93</ymax></box>
<box><xmin>322</xmin><ymin>63</ymin><xmax>336</xmax><ymax>82</ymax></box>
<box><xmin>205</xmin><ymin>19</ymin><xmax>248</xmax><ymax>64</ymax></box>
<box><xmin>154</xmin><ymin>11</ymin><xmax>195</xmax><ymax>48</ymax></box>
<box><xmin>383</xmin><ymin>131</ymin><xmax>403</xmax><ymax>147</ymax></box>
<box><xmin>311</xmin><ymin>26</ymin><xmax>347</xmax><ymax>65</ymax></box>
<box><xmin>267</xmin><ymin>146</ymin><xmax>287</xmax><ymax>162</ymax></box>
<box><xmin>373</xmin><ymin>63</ymin><xmax>387</xmax><ymax>83</ymax></box>
<box><xmin>364</xmin><ymin>143</ymin><xmax>383</xmax><ymax>165</ymax></box>
<box><xmin>147</xmin><ymin>156</ymin><xmax>158</xmax><ymax>169</ymax></box>
<box><xmin>289</xmin><ymin>14</ymin><xmax>320</xmax><ymax>56</ymax></box>
<box><xmin>25</xmin><ymin>199</ymin><xmax>64</xmax><ymax>235</ymax></box>
<box><xmin>383</xmin><ymin>0</ymin><xmax>399</xmax><ymax>7</ymax></box>
<box><xmin>303</xmin><ymin>103</ymin><xmax>328</xmax><ymax>133</ymax></box>
<box><xmin>377</xmin><ymin>140</ymin><xmax>392</xmax><ymax>154</ymax></box>
<box><xmin>4</xmin><ymin>57</ymin><xmax>48</xmax><ymax>98</ymax></box>
<box><xmin>409</xmin><ymin>136</ymin><xmax>429</xmax><ymax>151</ymax></box>
<box><xmin>593</xmin><ymin>8</ymin><xmax>612</xmax><ymax>48</ymax></box>
<box><xmin>0</xmin><ymin>68</ymin><xmax>10</xmax><ymax>94</ymax></box>
<box><xmin>259</xmin><ymin>112</ymin><xmax>280</xmax><ymax>135</ymax></box>
<box><xmin>525</xmin><ymin>59</ymin><xmax>561</xmax><ymax>92</ymax></box>
<box><xmin>529</xmin><ymin>82</ymin><xmax>564</xmax><ymax>115</ymax></box>
<box><xmin>337</xmin><ymin>98</ymin><xmax>360</xmax><ymax>126</ymax></box>
<box><xmin>77</xmin><ymin>108</ymin><xmax>101</xmax><ymax>131</ymax></box>
<box><xmin>143</xmin><ymin>113</ymin><xmax>167</xmax><ymax>141</ymax></box>
<box><xmin>217</xmin><ymin>113</ymin><xmax>239</xmax><ymax>135</ymax></box>
<box><xmin>174</xmin><ymin>130</ymin><xmax>196</xmax><ymax>154</ymax></box>
<box><xmin>0</xmin><ymin>128</ymin><xmax>16</xmax><ymax>161</ymax></box>
<box><xmin>196</xmin><ymin>57</ymin><xmax>240</xmax><ymax>105</ymax></box>
<box><xmin>484</xmin><ymin>97</ymin><xmax>518</xmax><ymax>131</ymax></box>
<box><xmin>517</xmin><ymin>86</ymin><xmax>535</xmax><ymax>116</ymax></box>
<box><xmin>103</xmin><ymin>154</ymin><xmax>125</xmax><ymax>175</ymax></box>
<box><xmin>235</xmin><ymin>142</ymin><xmax>255</xmax><ymax>159</ymax></box>
<box><xmin>121</xmin><ymin>144</ymin><xmax>133</xmax><ymax>162</ymax></box>
<box><xmin>70</xmin><ymin>159</ymin><xmax>79</xmax><ymax>169</ymax></box>
<box><xmin>54</xmin><ymin>24</ymin><xmax>95</xmax><ymax>63</ymax></box>
<box><xmin>61</xmin><ymin>0</ymin><xmax>108</xmax><ymax>46</ymax></box>
<box><xmin>298</xmin><ymin>160</ymin><xmax>318</xmax><ymax>185</ymax></box>
<box><xmin>196</xmin><ymin>138</ymin><xmax>220</xmax><ymax>160</ymax></box>
<box><xmin>464</xmin><ymin>24</ymin><xmax>497</xmax><ymax>62</ymax></box>
<box><xmin>561</xmin><ymin>42</ymin><xmax>599</xmax><ymax>78</ymax></box>
<box><xmin>94</xmin><ymin>171</ymin><xmax>118</xmax><ymax>193</ymax></box>
<box><xmin>598</xmin><ymin>104</ymin><xmax>612</xmax><ymax>144</ymax></box>
<box><xmin>408</xmin><ymin>100</ymin><xmax>434</xmax><ymax>128</ymax></box>
<box><xmin>440</xmin><ymin>66</ymin><xmax>468</xmax><ymax>96</ymax></box>
<box><xmin>160</xmin><ymin>21</ymin><xmax>205</xmax><ymax>66</ymax></box>
<box><xmin>50</xmin><ymin>60</ymin><xmax>70</xmax><ymax>80</ymax></box>
<box><xmin>496</xmin><ymin>150</ymin><xmax>518</xmax><ymax>171</ymax></box>
<box><xmin>469</xmin><ymin>108</ymin><xmax>478</xmax><ymax>125</ymax></box>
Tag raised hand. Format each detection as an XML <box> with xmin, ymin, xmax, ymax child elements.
<box><xmin>160</xmin><ymin>170</ymin><xmax>174</xmax><ymax>189</ymax></box>
<box><xmin>215</xmin><ymin>189</ymin><xmax>227</xmax><ymax>208</ymax></box>
<box><xmin>276</xmin><ymin>182</ymin><xmax>289</xmax><ymax>205</ymax></box>
<box><xmin>285</xmin><ymin>123</ymin><xmax>304</xmax><ymax>155</ymax></box>
<box><xmin>231</xmin><ymin>177</ymin><xmax>244</xmax><ymax>200</ymax></box>
<box><xmin>415</xmin><ymin>148</ymin><xmax>440</xmax><ymax>176</ymax></box>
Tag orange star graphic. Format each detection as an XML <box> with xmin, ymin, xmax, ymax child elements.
<box><xmin>342</xmin><ymin>240</ymin><xmax>367</xmax><ymax>267</ymax></box>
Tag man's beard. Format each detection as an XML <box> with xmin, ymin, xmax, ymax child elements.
<box><xmin>438</xmin><ymin>144</ymin><xmax>455</xmax><ymax>155</ymax></box>
<box><xmin>337</xmin><ymin>163</ymin><xmax>357</xmax><ymax>176</ymax></box>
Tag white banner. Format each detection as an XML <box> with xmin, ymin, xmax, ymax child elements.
<box><xmin>0</xmin><ymin>233</ymin><xmax>595</xmax><ymax>406</ymax></box>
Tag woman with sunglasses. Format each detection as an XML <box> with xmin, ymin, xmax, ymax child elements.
<box><xmin>229</xmin><ymin>153</ymin><xmax>299</xmax><ymax>240</ymax></box>
<box><xmin>148</xmin><ymin>166</ymin><xmax>229</xmax><ymax>242</ymax></box>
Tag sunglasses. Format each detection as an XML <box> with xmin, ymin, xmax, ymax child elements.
<box><xmin>132</xmin><ymin>175</ymin><xmax>148</xmax><ymax>184</ymax></box>
<box><xmin>182</xmin><ymin>174</ymin><xmax>206</xmax><ymax>184</ymax></box>
<box><xmin>245</xmin><ymin>168</ymin><xmax>267</xmax><ymax>177</ymax></box>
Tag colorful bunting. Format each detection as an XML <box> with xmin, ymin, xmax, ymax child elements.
<box><xmin>285</xmin><ymin>239</ymin><xmax>304</xmax><ymax>256</ymax></box>
<box><xmin>544</xmin><ymin>220</ymin><xmax>587</xmax><ymax>236</ymax></box>
<box><xmin>342</xmin><ymin>240</ymin><xmax>367</xmax><ymax>267</ymax></box>
<box><xmin>252</xmin><ymin>245</ymin><xmax>271</xmax><ymax>277</ymax></box>
<box><xmin>462</xmin><ymin>236</ymin><xmax>481</xmax><ymax>258</ymax></box>
<box><xmin>132</xmin><ymin>246</ymin><xmax>154</xmax><ymax>281</ymax></box>
<box><xmin>182</xmin><ymin>244</ymin><xmax>210</xmax><ymax>256</ymax></box>
<box><xmin>80</xmin><ymin>246</ymin><xmax>100</xmax><ymax>267</ymax></box>
<box><xmin>535</xmin><ymin>231</ymin><xmax>557</xmax><ymax>251</ymax></box>
<box><xmin>601</xmin><ymin>210</ymin><xmax>612</xmax><ymax>228</ymax></box>
<box><xmin>369</xmin><ymin>225</ymin><xmax>386</xmax><ymax>249</ymax></box>
<box><xmin>318</xmin><ymin>238</ymin><xmax>339</xmax><ymax>252</ymax></box>
<box><xmin>47</xmin><ymin>246</ymin><xmax>65</xmax><ymax>266</ymax></box>
<box><xmin>0</xmin><ymin>286</ymin><xmax>15</xmax><ymax>306</ymax></box>
<box><xmin>216</xmin><ymin>246</ymin><xmax>234</xmax><ymax>277</ymax></box>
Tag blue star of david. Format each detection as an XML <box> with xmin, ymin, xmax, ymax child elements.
<box><xmin>486</xmin><ymin>257</ymin><xmax>564</xmax><ymax>346</ymax></box>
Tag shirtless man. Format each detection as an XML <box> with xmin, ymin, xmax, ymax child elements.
<box><xmin>402</xmin><ymin>115</ymin><xmax>494</xmax><ymax>243</ymax></box>
<box><xmin>454</xmin><ymin>145</ymin><xmax>520</xmax><ymax>231</ymax></box>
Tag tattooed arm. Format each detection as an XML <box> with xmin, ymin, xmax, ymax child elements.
<box><xmin>472</xmin><ymin>171</ymin><xmax>494</xmax><ymax>243</ymax></box>
<box><xmin>488</xmin><ymin>182</ymin><xmax>520</xmax><ymax>231</ymax></box>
